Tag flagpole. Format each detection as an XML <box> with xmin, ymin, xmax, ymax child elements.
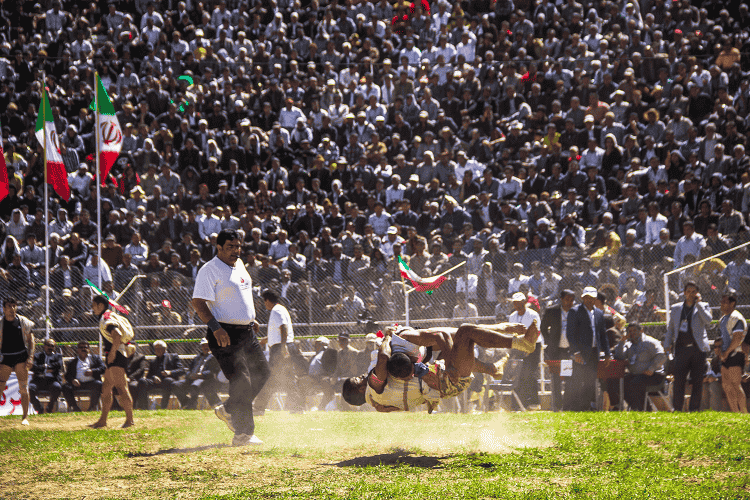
<box><xmin>42</xmin><ymin>72</ymin><xmax>50</xmax><ymax>340</ymax></box>
<box><xmin>405</xmin><ymin>260</ymin><xmax>466</xmax><ymax>295</ymax></box>
<box><xmin>94</xmin><ymin>72</ymin><xmax>103</xmax><ymax>356</ymax></box>
<box><xmin>398</xmin><ymin>255</ymin><xmax>409</xmax><ymax>327</ymax></box>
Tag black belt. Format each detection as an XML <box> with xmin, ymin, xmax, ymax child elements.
<box><xmin>219</xmin><ymin>322</ymin><xmax>252</xmax><ymax>331</ymax></box>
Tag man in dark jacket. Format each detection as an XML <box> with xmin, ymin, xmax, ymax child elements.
<box><xmin>564</xmin><ymin>287</ymin><xmax>611</xmax><ymax>411</ymax></box>
<box><xmin>136</xmin><ymin>340</ymin><xmax>185</xmax><ymax>410</ymax></box>
<box><xmin>174</xmin><ymin>339</ymin><xmax>223</xmax><ymax>410</ymax></box>
<box><xmin>539</xmin><ymin>290</ymin><xmax>576</xmax><ymax>411</ymax></box>
<box><xmin>62</xmin><ymin>340</ymin><xmax>106</xmax><ymax>412</ymax></box>
<box><xmin>29</xmin><ymin>338</ymin><xmax>64</xmax><ymax>414</ymax></box>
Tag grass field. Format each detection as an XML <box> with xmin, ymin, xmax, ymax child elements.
<box><xmin>1</xmin><ymin>409</ymin><xmax>749</xmax><ymax>499</ymax></box>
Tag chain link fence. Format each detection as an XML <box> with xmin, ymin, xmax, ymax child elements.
<box><xmin>20</xmin><ymin>229</ymin><xmax>750</xmax><ymax>354</ymax></box>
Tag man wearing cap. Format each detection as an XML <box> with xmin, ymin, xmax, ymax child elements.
<box><xmin>565</xmin><ymin>286</ymin><xmax>611</xmax><ymax>411</ymax></box>
<box><xmin>305</xmin><ymin>336</ymin><xmax>338</xmax><ymax>410</ymax></box>
<box><xmin>174</xmin><ymin>338</ymin><xmax>222</xmax><ymax>410</ymax></box>
<box><xmin>510</xmin><ymin>292</ymin><xmax>543</xmax><ymax>409</ymax></box>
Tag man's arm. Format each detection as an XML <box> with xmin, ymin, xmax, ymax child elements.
<box><xmin>694</xmin><ymin>298</ymin><xmax>713</xmax><ymax>328</ymax></box>
<box><xmin>192</xmin><ymin>298</ymin><xmax>230</xmax><ymax>347</ymax></box>
<box><xmin>167</xmin><ymin>353</ymin><xmax>186</xmax><ymax>379</ymax></box>
<box><xmin>646</xmin><ymin>340</ymin><xmax>667</xmax><ymax>375</ymax></box>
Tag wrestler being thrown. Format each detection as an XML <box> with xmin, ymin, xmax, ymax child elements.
<box><xmin>342</xmin><ymin>321</ymin><xmax>539</xmax><ymax>412</ymax></box>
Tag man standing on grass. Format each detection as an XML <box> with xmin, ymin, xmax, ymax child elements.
<box><xmin>342</xmin><ymin>322</ymin><xmax>538</xmax><ymax>412</ymax></box>
<box><xmin>253</xmin><ymin>289</ymin><xmax>304</xmax><ymax>414</ymax></box>
<box><xmin>192</xmin><ymin>229</ymin><xmax>270</xmax><ymax>446</ymax></box>
<box><xmin>664</xmin><ymin>281</ymin><xmax>712</xmax><ymax>412</ymax></box>
<box><xmin>565</xmin><ymin>286</ymin><xmax>611</xmax><ymax>411</ymax></box>
<box><xmin>89</xmin><ymin>296</ymin><xmax>136</xmax><ymax>428</ymax></box>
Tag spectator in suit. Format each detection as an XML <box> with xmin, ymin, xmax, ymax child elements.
<box><xmin>136</xmin><ymin>340</ymin><xmax>185</xmax><ymax>410</ymax></box>
<box><xmin>174</xmin><ymin>339</ymin><xmax>223</xmax><ymax>410</ymax></box>
<box><xmin>565</xmin><ymin>287</ymin><xmax>611</xmax><ymax>411</ymax></box>
<box><xmin>29</xmin><ymin>338</ymin><xmax>64</xmax><ymax>414</ymax></box>
<box><xmin>540</xmin><ymin>289</ymin><xmax>576</xmax><ymax>411</ymax></box>
<box><xmin>62</xmin><ymin>341</ymin><xmax>106</xmax><ymax>412</ymax></box>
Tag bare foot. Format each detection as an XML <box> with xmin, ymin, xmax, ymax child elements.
<box><xmin>89</xmin><ymin>421</ymin><xmax>107</xmax><ymax>429</ymax></box>
<box><xmin>21</xmin><ymin>418</ymin><xmax>29</xmax><ymax>426</ymax></box>
<box><xmin>121</xmin><ymin>420</ymin><xmax>135</xmax><ymax>428</ymax></box>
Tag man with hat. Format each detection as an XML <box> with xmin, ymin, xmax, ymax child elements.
<box><xmin>174</xmin><ymin>338</ymin><xmax>223</xmax><ymax>410</ymax></box>
<box><xmin>565</xmin><ymin>286</ymin><xmax>611</xmax><ymax>411</ymax></box>
<box><xmin>510</xmin><ymin>292</ymin><xmax>543</xmax><ymax>409</ymax></box>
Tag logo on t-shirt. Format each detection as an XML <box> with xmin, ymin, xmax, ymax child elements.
<box><xmin>241</xmin><ymin>278</ymin><xmax>245</xmax><ymax>283</ymax></box>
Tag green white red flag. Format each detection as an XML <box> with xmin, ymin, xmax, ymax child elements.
<box><xmin>95</xmin><ymin>73</ymin><xmax>122</xmax><ymax>184</ymax></box>
<box><xmin>35</xmin><ymin>89</ymin><xmax>70</xmax><ymax>201</ymax></box>
<box><xmin>398</xmin><ymin>255</ymin><xmax>446</xmax><ymax>294</ymax></box>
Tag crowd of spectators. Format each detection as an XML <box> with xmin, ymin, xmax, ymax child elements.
<box><xmin>1</xmin><ymin>0</ymin><xmax>750</xmax><ymax>345</ymax></box>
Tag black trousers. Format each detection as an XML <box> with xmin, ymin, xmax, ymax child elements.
<box><xmin>624</xmin><ymin>372</ymin><xmax>665</xmax><ymax>411</ymax></box>
<box><xmin>29</xmin><ymin>378</ymin><xmax>62</xmax><ymax>413</ymax></box>
<box><xmin>517</xmin><ymin>342</ymin><xmax>542</xmax><ymax>407</ymax></box>
<box><xmin>174</xmin><ymin>378</ymin><xmax>222</xmax><ymax>409</ymax></box>
<box><xmin>564</xmin><ymin>347</ymin><xmax>599</xmax><ymax>411</ymax></box>
<box><xmin>137</xmin><ymin>377</ymin><xmax>178</xmax><ymax>409</ymax></box>
<box><xmin>254</xmin><ymin>343</ymin><xmax>304</xmax><ymax>413</ymax></box>
<box><xmin>211</xmin><ymin>326</ymin><xmax>270</xmax><ymax>436</ymax></box>
<box><xmin>62</xmin><ymin>380</ymin><xmax>103</xmax><ymax>411</ymax></box>
<box><xmin>672</xmin><ymin>344</ymin><xmax>707</xmax><ymax>412</ymax></box>
<box><xmin>548</xmin><ymin>348</ymin><xmax>569</xmax><ymax>411</ymax></box>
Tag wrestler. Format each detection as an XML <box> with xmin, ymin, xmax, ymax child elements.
<box><xmin>342</xmin><ymin>321</ymin><xmax>539</xmax><ymax>412</ymax></box>
<box><xmin>89</xmin><ymin>295</ymin><xmax>136</xmax><ymax>428</ymax></box>
<box><xmin>0</xmin><ymin>297</ymin><xmax>35</xmax><ymax>425</ymax></box>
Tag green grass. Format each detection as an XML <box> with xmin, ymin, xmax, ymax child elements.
<box><xmin>1</xmin><ymin>410</ymin><xmax>749</xmax><ymax>499</ymax></box>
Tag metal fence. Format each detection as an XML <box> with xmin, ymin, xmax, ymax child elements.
<box><xmin>21</xmin><ymin>229</ymin><xmax>750</xmax><ymax>348</ymax></box>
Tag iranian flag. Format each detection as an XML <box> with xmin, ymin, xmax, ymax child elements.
<box><xmin>0</xmin><ymin>118</ymin><xmax>8</xmax><ymax>201</ymax></box>
<box><xmin>95</xmin><ymin>73</ymin><xmax>122</xmax><ymax>184</ymax></box>
<box><xmin>35</xmin><ymin>89</ymin><xmax>70</xmax><ymax>201</ymax></box>
<box><xmin>398</xmin><ymin>255</ymin><xmax>446</xmax><ymax>294</ymax></box>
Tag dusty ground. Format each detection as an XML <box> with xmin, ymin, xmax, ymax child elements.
<box><xmin>1</xmin><ymin>411</ymin><xmax>522</xmax><ymax>500</ymax></box>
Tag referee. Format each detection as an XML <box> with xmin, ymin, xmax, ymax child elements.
<box><xmin>192</xmin><ymin>229</ymin><xmax>270</xmax><ymax>446</ymax></box>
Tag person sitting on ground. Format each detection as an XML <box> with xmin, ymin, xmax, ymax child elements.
<box><xmin>342</xmin><ymin>321</ymin><xmax>539</xmax><ymax>412</ymax></box>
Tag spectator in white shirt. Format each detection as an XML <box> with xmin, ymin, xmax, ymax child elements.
<box><xmin>645</xmin><ymin>202</ymin><xmax>668</xmax><ymax>245</ymax></box>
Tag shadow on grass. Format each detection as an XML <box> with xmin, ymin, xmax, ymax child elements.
<box><xmin>126</xmin><ymin>443</ymin><xmax>228</xmax><ymax>457</ymax></box>
<box><xmin>336</xmin><ymin>451</ymin><xmax>445</xmax><ymax>469</ymax></box>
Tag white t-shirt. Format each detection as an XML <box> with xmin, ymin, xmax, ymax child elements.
<box><xmin>510</xmin><ymin>308</ymin><xmax>543</xmax><ymax>345</ymax></box>
<box><xmin>267</xmin><ymin>303</ymin><xmax>293</xmax><ymax>346</ymax></box>
<box><xmin>192</xmin><ymin>256</ymin><xmax>256</xmax><ymax>325</ymax></box>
